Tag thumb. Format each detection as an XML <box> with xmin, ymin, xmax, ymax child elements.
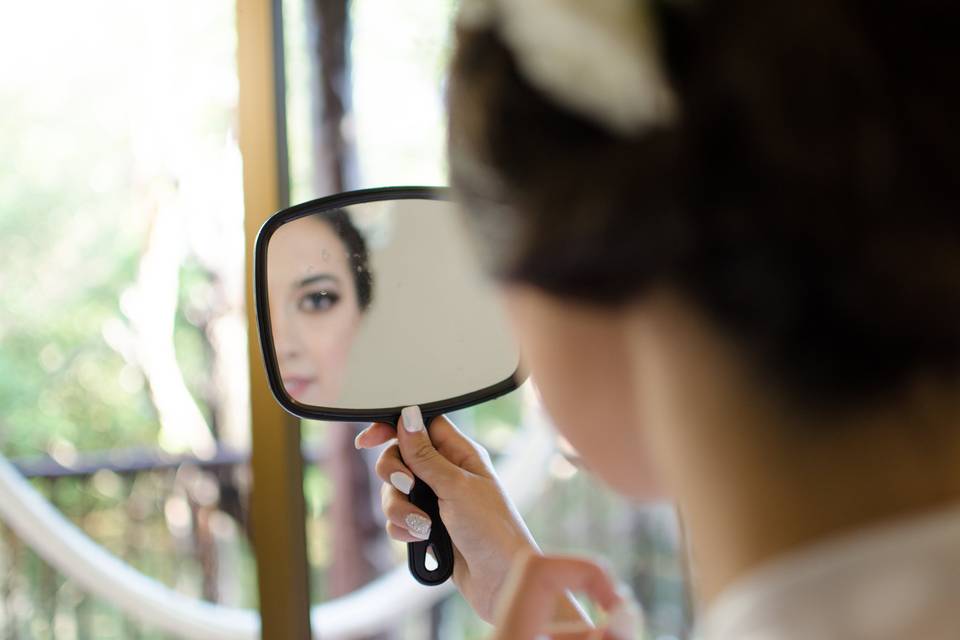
<box><xmin>397</xmin><ymin>406</ymin><xmax>464</xmax><ymax>498</ymax></box>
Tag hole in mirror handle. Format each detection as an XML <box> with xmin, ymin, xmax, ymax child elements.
<box><xmin>407</xmin><ymin>477</ymin><xmax>454</xmax><ymax>585</ymax></box>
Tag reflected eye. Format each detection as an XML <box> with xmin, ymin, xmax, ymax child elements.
<box><xmin>298</xmin><ymin>289</ymin><xmax>340</xmax><ymax>313</ymax></box>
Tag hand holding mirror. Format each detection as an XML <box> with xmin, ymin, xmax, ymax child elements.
<box><xmin>254</xmin><ymin>187</ymin><xmax>524</xmax><ymax>585</ymax></box>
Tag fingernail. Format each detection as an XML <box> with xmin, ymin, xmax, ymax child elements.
<box><xmin>401</xmin><ymin>406</ymin><xmax>424</xmax><ymax>433</ymax></box>
<box><xmin>607</xmin><ymin>582</ymin><xmax>643</xmax><ymax>640</ymax></box>
<box><xmin>354</xmin><ymin>425</ymin><xmax>372</xmax><ymax>449</ymax></box>
<box><xmin>405</xmin><ymin>513</ymin><xmax>431</xmax><ymax>540</ymax></box>
<box><xmin>390</xmin><ymin>471</ymin><xmax>414</xmax><ymax>495</ymax></box>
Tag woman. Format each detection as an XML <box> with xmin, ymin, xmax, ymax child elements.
<box><xmin>268</xmin><ymin>209</ymin><xmax>373</xmax><ymax>406</ymax></box>
<box><xmin>359</xmin><ymin>1</ymin><xmax>960</xmax><ymax>638</ymax></box>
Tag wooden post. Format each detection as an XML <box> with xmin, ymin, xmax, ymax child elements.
<box><xmin>236</xmin><ymin>0</ymin><xmax>312</xmax><ymax>638</ymax></box>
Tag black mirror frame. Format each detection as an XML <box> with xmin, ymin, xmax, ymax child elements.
<box><xmin>254</xmin><ymin>185</ymin><xmax>525</xmax><ymax>424</ymax></box>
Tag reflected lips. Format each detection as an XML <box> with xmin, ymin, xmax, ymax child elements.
<box><xmin>283</xmin><ymin>377</ymin><xmax>315</xmax><ymax>400</ymax></box>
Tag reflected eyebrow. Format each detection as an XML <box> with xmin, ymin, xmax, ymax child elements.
<box><xmin>296</xmin><ymin>274</ymin><xmax>340</xmax><ymax>289</ymax></box>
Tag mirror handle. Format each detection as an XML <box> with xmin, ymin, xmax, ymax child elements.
<box><xmin>407</xmin><ymin>478</ymin><xmax>455</xmax><ymax>585</ymax></box>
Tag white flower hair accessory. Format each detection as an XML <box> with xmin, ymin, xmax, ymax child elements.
<box><xmin>457</xmin><ymin>0</ymin><xmax>677</xmax><ymax>136</ymax></box>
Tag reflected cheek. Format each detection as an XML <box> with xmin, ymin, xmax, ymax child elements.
<box><xmin>297</xmin><ymin>316</ymin><xmax>339</xmax><ymax>364</ymax></box>
<box><xmin>301</xmin><ymin>310</ymin><xmax>359</xmax><ymax>394</ymax></box>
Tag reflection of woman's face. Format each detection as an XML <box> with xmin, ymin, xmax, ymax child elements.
<box><xmin>268</xmin><ymin>217</ymin><xmax>363</xmax><ymax>405</ymax></box>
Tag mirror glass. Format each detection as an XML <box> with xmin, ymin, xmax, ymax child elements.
<box><xmin>264</xmin><ymin>197</ymin><xmax>520</xmax><ymax>411</ymax></box>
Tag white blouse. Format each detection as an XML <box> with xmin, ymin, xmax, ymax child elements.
<box><xmin>696</xmin><ymin>503</ymin><xmax>960</xmax><ymax>640</ymax></box>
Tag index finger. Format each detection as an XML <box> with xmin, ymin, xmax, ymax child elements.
<box><xmin>356</xmin><ymin>417</ymin><xmax>490</xmax><ymax>479</ymax></box>
<box><xmin>421</xmin><ymin>414</ymin><xmax>493</xmax><ymax>477</ymax></box>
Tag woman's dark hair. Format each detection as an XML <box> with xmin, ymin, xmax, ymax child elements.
<box><xmin>448</xmin><ymin>1</ymin><xmax>960</xmax><ymax>410</ymax></box>
<box><xmin>314</xmin><ymin>208</ymin><xmax>374</xmax><ymax>311</ymax></box>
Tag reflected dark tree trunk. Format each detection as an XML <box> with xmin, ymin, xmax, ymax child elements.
<box><xmin>306</xmin><ymin>2</ymin><xmax>388</xmax><ymax>635</ymax></box>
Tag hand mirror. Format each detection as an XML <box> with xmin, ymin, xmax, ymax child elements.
<box><xmin>254</xmin><ymin>186</ymin><xmax>524</xmax><ymax>586</ymax></box>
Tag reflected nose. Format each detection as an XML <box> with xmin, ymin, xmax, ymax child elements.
<box><xmin>272</xmin><ymin>307</ymin><xmax>304</xmax><ymax>364</ymax></box>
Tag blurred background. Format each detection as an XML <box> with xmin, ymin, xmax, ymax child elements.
<box><xmin>0</xmin><ymin>0</ymin><xmax>690</xmax><ymax>638</ymax></box>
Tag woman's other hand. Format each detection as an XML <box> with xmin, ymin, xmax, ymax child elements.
<box><xmin>355</xmin><ymin>407</ymin><xmax>538</xmax><ymax>622</ymax></box>
<box><xmin>491</xmin><ymin>553</ymin><xmax>641</xmax><ymax>640</ymax></box>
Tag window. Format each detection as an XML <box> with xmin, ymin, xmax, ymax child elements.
<box><xmin>0</xmin><ymin>2</ymin><xmax>691</xmax><ymax>637</ymax></box>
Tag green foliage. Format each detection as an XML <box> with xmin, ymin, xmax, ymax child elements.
<box><xmin>0</xmin><ymin>1</ymin><xmax>254</xmax><ymax>636</ymax></box>
<box><xmin>0</xmin><ymin>0</ymin><xmax>237</xmax><ymax>458</ymax></box>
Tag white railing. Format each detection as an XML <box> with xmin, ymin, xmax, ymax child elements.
<box><xmin>0</xmin><ymin>393</ymin><xmax>555</xmax><ymax>639</ymax></box>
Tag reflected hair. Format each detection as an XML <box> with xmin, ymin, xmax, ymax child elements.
<box><xmin>313</xmin><ymin>208</ymin><xmax>374</xmax><ymax>311</ymax></box>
